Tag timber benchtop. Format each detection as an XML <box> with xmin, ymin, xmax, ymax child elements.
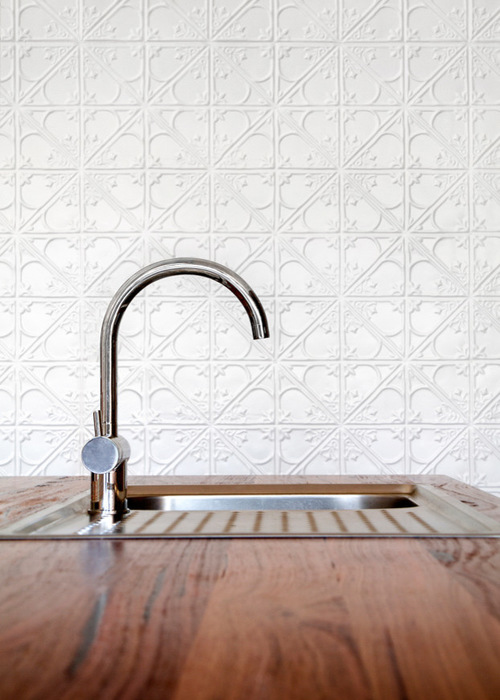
<box><xmin>1</xmin><ymin>476</ymin><xmax>500</xmax><ymax>700</ymax></box>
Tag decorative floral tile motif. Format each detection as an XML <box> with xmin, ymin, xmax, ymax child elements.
<box><xmin>1</xmin><ymin>0</ymin><xmax>500</xmax><ymax>495</ymax></box>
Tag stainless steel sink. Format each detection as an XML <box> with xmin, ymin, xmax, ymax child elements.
<box><xmin>127</xmin><ymin>493</ymin><xmax>417</xmax><ymax>512</ymax></box>
<box><xmin>1</xmin><ymin>483</ymin><xmax>499</xmax><ymax>538</ymax></box>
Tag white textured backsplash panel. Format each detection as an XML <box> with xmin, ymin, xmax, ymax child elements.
<box><xmin>1</xmin><ymin>0</ymin><xmax>500</xmax><ymax>492</ymax></box>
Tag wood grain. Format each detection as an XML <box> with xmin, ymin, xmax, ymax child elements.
<box><xmin>1</xmin><ymin>476</ymin><xmax>500</xmax><ymax>699</ymax></box>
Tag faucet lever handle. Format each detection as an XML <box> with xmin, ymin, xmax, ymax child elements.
<box><xmin>82</xmin><ymin>410</ymin><xmax>130</xmax><ymax>475</ymax></box>
<box><xmin>93</xmin><ymin>410</ymin><xmax>102</xmax><ymax>437</ymax></box>
<box><xmin>82</xmin><ymin>434</ymin><xmax>130</xmax><ymax>475</ymax></box>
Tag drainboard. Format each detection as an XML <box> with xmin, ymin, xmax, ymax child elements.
<box><xmin>1</xmin><ymin>484</ymin><xmax>499</xmax><ymax>539</ymax></box>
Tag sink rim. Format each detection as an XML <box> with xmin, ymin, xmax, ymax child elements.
<box><xmin>126</xmin><ymin>483</ymin><xmax>417</xmax><ymax>498</ymax></box>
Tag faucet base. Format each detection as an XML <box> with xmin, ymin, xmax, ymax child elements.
<box><xmin>89</xmin><ymin>466</ymin><xmax>128</xmax><ymax>516</ymax></box>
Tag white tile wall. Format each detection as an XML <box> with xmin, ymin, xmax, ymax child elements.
<box><xmin>1</xmin><ymin>0</ymin><xmax>500</xmax><ymax>493</ymax></box>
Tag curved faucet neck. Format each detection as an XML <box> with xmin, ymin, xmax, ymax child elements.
<box><xmin>99</xmin><ymin>258</ymin><xmax>269</xmax><ymax>438</ymax></box>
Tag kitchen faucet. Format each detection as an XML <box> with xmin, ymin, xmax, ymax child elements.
<box><xmin>81</xmin><ymin>258</ymin><xmax>270</xmax><ymax>516</ymax></box>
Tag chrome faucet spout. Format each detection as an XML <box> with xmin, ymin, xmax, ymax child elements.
<box><xmin>82</xmin><ymin>258</ymin><xmax>269</xmax><ymax>516</ymax></box>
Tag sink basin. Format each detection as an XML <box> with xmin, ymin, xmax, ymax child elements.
<box><xmin>1</xmin><ymin>483</ymin><xmax>499</xmax><ymax>539</ymax></box>
<box><xmin>127</xmin><ymin>494</ymin><xmax>417</xmax><ymax>512</ymax></box>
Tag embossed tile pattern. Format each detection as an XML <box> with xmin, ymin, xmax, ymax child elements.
<box><xmin>1</xmin><ymin>1</ymin><xmax>500</xmax><ymax>493</ymax></box>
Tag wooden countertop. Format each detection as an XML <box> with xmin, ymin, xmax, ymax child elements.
<box><xmin>1</xmin><ymin>475</ymin><xmax>500</xmax><ymax>700</ymax></box>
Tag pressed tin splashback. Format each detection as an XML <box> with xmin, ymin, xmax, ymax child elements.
<box><xmin>1</xmin><ymin>1</ymin><xmax>500</xmax><ymax>494</ymax></box>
